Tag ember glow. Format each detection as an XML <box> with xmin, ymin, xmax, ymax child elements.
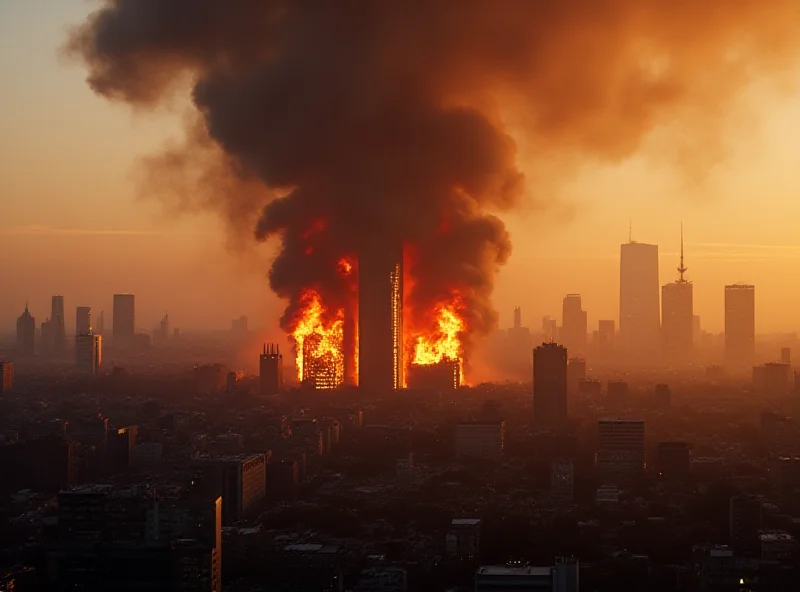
<box><xmin>291</xmin><ymin>290</ymin><xmax>344</xmax><ymax>388</ymax></box>
<box><xmin>412</xmin><ymin>303</ymin><xmax>465</xmax><ymax>368</ymax></box>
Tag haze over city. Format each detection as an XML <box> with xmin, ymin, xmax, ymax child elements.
<box><xmin>5</xmin><ymin>2</ymin><xmax>800</xmax><ymax>591</ymax></box>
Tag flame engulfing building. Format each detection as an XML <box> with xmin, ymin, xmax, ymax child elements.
<box><xmin>407</xmin><ymin>358</ymin><xmax>461</xmax><ymax>391</ymax></box>
<box><xmin>302</xmin><ymin>333</ymin><xmax>344</xmax><ymax>390</ymax></box>
<box><xmin>358</xmin><ymin>246</ymin><xmax>404</xmax><ymax>392</ymax></box>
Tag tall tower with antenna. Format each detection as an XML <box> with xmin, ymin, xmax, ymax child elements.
<box><xmin>661</xmin><ymin>224</ymin><xmax>694</xmax><ymax>361</ymax></box>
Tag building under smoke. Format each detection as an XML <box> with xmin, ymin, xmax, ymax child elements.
<box><xmin>302</xmin><ymin>334</ymin><xmax>344</xmax><ymax>390</ymax></box>
<box><xmin>407</xmin><ymin>358</ymin><xmax>461</xmax><ymax>391</ymax></box>
<box><xmin>358</xmin><ymin>247</ymin><xmax>403</xmax><ymax>392</ymax></box>
<box><xmin>259</xmin><ymin>343</ymin><xmax>283</xmax><ymax>395</ymax></box>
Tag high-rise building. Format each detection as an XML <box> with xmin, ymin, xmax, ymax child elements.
<box><xmin>596</xmin><ymin>419</ymin><xmax>646</xmax><ymax>473</ymax></box>
<box><xmin>96</xmin><ymin>310</ymin><xmax>105</xmax><ymax>336</ymax></box>
<box><xmin>51</xmin><ymin>295</ymin><xmax>67</xmax><ymax>353</ymax></box>
<box><xmin>662</xmin><ymin>226</ymin><xmax>693</xmax><ymax>362</ymax></box>
<box><xmin>533</xmin><ymin>343</ymin><xmax>568</xmax><ymax>428</ymax></box>
<box><xmin>76</xmin><ymin>334</ymin><xmax>103</xmax><ymax>374</ymax></box>
<box><xmin>542</xmin><ymin>316</ymin><xmax>558</xmax><ymax>342</ymax></box>
<box><xmin>596</xmin><ymin>319</ymin><xmax>615</xmax><ymax>358</ymax></box>
<box><xmin>566</xmin><ymin>357</ymin><xmax>586</xmax><ymax>397</ymax></box>
<box><xmin>692</xmin><ymin>315</ymin><xmax>701</xmax><ymax>346</ymax></box>
<box><xmin>561</xmin><ymin>294</ymin><xmax>587</xmax><ymax>354</ymax></box>
<box><xmin>113</xmin><ymin>293</ymin><xmax>135</xmax><ymax>346</ymax></box>
<box><xmin>259</xmin><ymin>343</ymin><xmax>283</xmax><ymax>395</ymax></box>
<box><xmin>191</xmin><ymin>453</ymin><xmax>267</xmax><ymax>525</ymax></box>
<box><xmin>0</xmin><ymin>362</ymin><xmax>14</xmax><ymax>393</ymax></box>
<box><xmin>16</xmin><ymin>303</ymin><xmax>35</xmax><ymax>357</ymax></box>
<box><xmin>231</xmin><ymin>315</ymin><xmax>248</xmax><ymax>333</ymax></box>
<box><xmin>358</xmin><ymin>246</ymin><xmax>403</xmax><ymax>392</ymax></box>
<box><xmin>725</xmin><ymin>284</ymin><xmax>755</xmax><ymax>368</ymax></box>
<box><xmin>782</xmin><ymin>347</ymin><xmax>791</xmax><ymax>366</ymax></box>
<box><xmin>76</xmin><ymin>306</ymin><xmax>92</xmax><ymax>336</ymax></box>
<box><xmin>619</xmin><ymin>240</ymin><xmax>660</xmax><ymax>359</ymax></box>
<box><xmin>40</xmin><ymin>319</ymin><xmax>54</xmax><ymax>354</ymax></box>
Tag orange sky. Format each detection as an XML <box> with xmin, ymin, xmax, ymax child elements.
<box><xmin>2</xmin><ymin>2</ymin><xmax>800</xmax><ymax>339</ymax></box>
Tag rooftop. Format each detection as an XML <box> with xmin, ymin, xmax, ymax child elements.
<box><xmin>476</xmin><ymin>565</ymin><xmax>552</xmax><ymax>577</ymax></box>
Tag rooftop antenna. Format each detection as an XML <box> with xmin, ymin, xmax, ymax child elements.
<box><xmin>628</xmin><ymin>217</ymin><xmax>633</xmax><ymax>243</ymax></box>
<box><xmin>677</xmin><ymin>222</ymin><xmax>688</xmax><ymax>282</ymax></box>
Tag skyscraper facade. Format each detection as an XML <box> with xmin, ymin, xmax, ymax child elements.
<box><xmin>561</xmin><ymin>294</ymin><xmax>587</xmax><ymax>355</ymax></box>
<box><xmin>619</xmin><ymin>242</ymin><xmax>660</xmax><ymax>360</ymax></box>
<box><xmin>51</xmin><ymin>295</ymin><xmax>67</xmax><ymax>354</ymax></box>
<box><xmin>596</xmin><ymin>320</ymin><xmax>615</xmax><ymax>358</ymax></box>
<box><xmin>16</xmin><ymin>303</ymin><xmax>35</xmax><ymax>357</ymax></box>
<box><xmin>76</xmin><ymin>306</ymin><xmax>92</xmax><ymax>336</ymax></box>
<box><xmin>358</xmin><ymin>246</ymin><xmax>403</xmax><ymax>392</ymax></box>
<box><xmin>533</xmin><ymin>343</ymin><xmax>568</xmax><ymax>428</ymax></box>
<box><xmin>662</xmin><ymin>229</ymin><xmax>693</xmax><ymax>362</ymax></box>
<box><xmin>76</xmin><ymin>334</ymin><xmax>102</xmax><ymax>374</ymax></box>
<box><xmin>725</xmin><ymin>284</ymin><xmax>755</xmax><ymax>368</ymax></box>
<box><xmin>96</xmin><ymin>310</ymin><xmax>105</xmax><ymax>336</ymax></box>
<box><xmin>113</xmin><ymin>294</ymin><xmax>135</xmax><ymax>346</ymax></box>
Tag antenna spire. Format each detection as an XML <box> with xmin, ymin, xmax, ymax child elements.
<box><xmin>628</xmin><ymin>218</ymin><xmax>632</xmax><ymax>243</ymax></box>
<box><xmin>677</xmin><ymin>222</ymin><xmax>688</xmax><ymax>282</ymax></box>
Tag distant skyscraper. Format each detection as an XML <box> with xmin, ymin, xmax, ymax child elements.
<box><xmin>507</xmin><ymin>306</ymin><xmax>530</xmax><ymax>352</ymax></box>
<box><xmin>259</xmin><ymin>343</ymin><xmax>283</xmax><ymax>395</ymax></box>
<box><xmin>661</xmin><ymin>227</ymin><xmax>693</xmax><ymax>362</ymax></box>
<box><xmin>76</xmin><ymin>306</ymin><xmax>92</xmax><ymax>336</ymax></box>
<box><xmin>561</xmin><ymin>294</ymin><xmax>587</xmax><ymax>354</ymax></box>
<box><xmin>96</xmin><ymin>310</ymin><xmax>105</xmax><ymax>336</ymax></box>
<box><xmin>359</xmin><ymin>245</ymin><xmax>403</xmax><ymax>392</ymax></box>
<box><xmin>542</xmin><ymin>316</ymin><xmax>558</xmax><ymax>342</ymax></box>
<box><xmin>692</xmin><ymin>315</ymin><xmax>701</xmax><ymax>346</ymax></box>
<box><xmin>596</xmin><ymin>320</ymin><xmax>615</xmax><ymax>358</ymax></box>
<box><xmin>533</xmin><ymin>343</ymin><xmax>568</xmax><ymax>428</ymax></box>
<box><xmin>113</xmin><ymin>294</ymin><xmax>135</xmax><ymax>346</ymax></box>
<box><xmin>76</xmin><ymin>334</ymin><xmax>102</xmax><ymax>374</ymax></box>
<box><xmin>725</xmin><ymin>284</ymin><xmax>755</xmax><ymax>368</ymax></box>
<box><xmin>619</xmin><ymin>240</ymin><xmax>660</xmax><ymax>359</ymax></box>
<box><xmin>51</xmin><ymin>295</ymin><xmax>66</xmax><ymax>353</ymax></box>
<box><xmin>16</xmin><ymin>303</ymin><xmax>35</xmax><ymax>357</ymax></box>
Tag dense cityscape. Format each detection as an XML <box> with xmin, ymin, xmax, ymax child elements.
<box><xmin>2</xmin><ymin>235</ymin><xmax>800</xmax><ymax>591</ymax></box>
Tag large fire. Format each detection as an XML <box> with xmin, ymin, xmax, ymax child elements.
<box><xmin>412</xmin><ymin>303</ymin><xmax>464</xmax><ymax>367</ymax></box>
<box><xmin>291</xmin><ymin>290</ymin><xmax>344</xmax><ymax>387</ymax></box>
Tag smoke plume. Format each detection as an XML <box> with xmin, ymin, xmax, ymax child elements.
<box><xmin>67</xmin><ymin>0</ymin><xmax>799</xmax><ymax>353</ymax></box>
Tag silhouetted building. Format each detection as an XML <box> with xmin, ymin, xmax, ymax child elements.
<box><xmin>446</xmin><ymin>518</ymin><xmax>482</xmax><ymax>560</ymax></box>
<box><xmin>657</xmin><ymin>441</ymin><xmax>690</xmax><ymax>480</ymax></box>
<box><xmin>113</xmin><ymin>293</ymin><xmax>135</xmax><ymax>346</ymax></box>
<box><xmin>76</xmin><ymin>306</ymin><xmax>92</xmax><ymax>335</ymax></box>
<box><xmin>725</xmin><ymin>284</ymin><xmax>755</xmax><ymax>368</ymax></box>
<box><xmin>730</xmin><ymin>494</ymin><xmax>763</xmax><ymax>549</ymax></box>
<box><xmin>507</xmin><ymin>306</ymin><xmax>531</xmax><ymax>350</ymax></box>
<box><xmin>109</xmin><ymin>426</ymin><xmax>138</xmax><ymax>470</ymax></box>
<box><xmin>16</xmin><ymin>302</ymin><xmax>35</xmax><ymax>356</ymax></box>
<box><xmin>0</xmin><ymin>435</ymin><xmax>74</xmax><ymax>496</ymax></box>
<box><xmin>51</xmin><ymin>294</ymin><xmax>67</xmax><ymax>353</ymax></box>
<box><xmin>566</xmin><ymin>357</ymin><xmax>586</xmax><ymax>397</ymax></box>
<box><xmin>561</xmin><ymin>294</ymin><xmax>587</xmax><ymax>355</ymax></box>
<box><xmin>654</xmin><ymin>383</ymin><xmax>671</xmax><ymax>408</ymax></box>
<box><xmin>542</xmin><ymin>316</ymin><xmax>558</xmax><ymax>342</ymax></box>
<box><xmin>782</xmin><ymin>347</ymin><xmax>792</xmax><ymax>366</ymax></box>
<box><xmin>579</xmin><ymin>378</ymin><xmax>602</xmax><ymax>398</ymax></box>
<box><xmin>596</xmin><ymin>319</ymin><xmax>615</xmax><ymax>358</ymax></box>
<box><xmin>692</xmin><ymin>315</ymin><xmax>701</xmax><ymax>346</ymax></box>
<box><xmin>620</xmin><ymin>240</ymin><xmax>660</xmax><ymax>360</ymax></box>
<box><xmin>191</xmin><ymin>454</ymin><xmax>267</xmax><ymax>525</ymax></box>
<box><xmin>359</xmin><ymin>245</ymin><xmax>403</xmax><ymax>392</ymax></box>
<box><xmin>96</xmin><ymin>310</ymin><xmax>105</xmax><ymax>335</ymax></box>
<box><xmin>231</xmin><ymin>315</ymin><xmax>248</xmax><ymax>333</ymax></box>
<box><xmin>154</xmin><ymin>313</ymin><xmax>170</xmax><ymax>343</ymax></box>
<box><xmin>753</xmin><ymin>362</ymin><xmax>792</xmax><ymax>395</ymax></box>
<box><xmin>662</xmin><ymin>226</ymin><xmax>693</xmax><ymax>362</ymax></box>
<box><xmin>474</xmin><ymin>558</ymin><xmax>579</xmax><ymax>592</ymax></box>
<box><xmin>455</xmin><ymin>422</ymin><xmax>504</xmax><ymax>460</ymax></box>
<box><xmin>607</xmin><ymin>380</ymin><xmax>630</xmax><ymax>406</ymax></box>
<box><xmin>41</xmin><ymin>318</ymin><xmax>54</xmax><ymax>354</ymax></box>
<box><xmin>259</xmin><ymin>343</ymin><xmax>283</xmax><ymax>394</ymax></box>
<box><xmin>0</xmin><ymin>361</ymin><xmax>14</xmax><ymax>393</ymax></box>
<box><xmin>407</xmin><ymin>359</ymin><xmax>460</xmax><ymax>390</ymax></box>
<box><xmin>533</xmin><ymin>343</ymin><xmax>568</xmax><ymax>428</ymax></box>
<box><xmin>551</xmin><ymin>459</ymin><xmax>575</xmax><ymax>503</ymax></box>
<box><xmin>596</xmin><ymin>419</ymin><xmax>645</xmax><ymax>473</ymax></box>
<box><xmin>76</xmin><ymin>334</ymin><xmax>102</xmax><ymax>374</ymax></box>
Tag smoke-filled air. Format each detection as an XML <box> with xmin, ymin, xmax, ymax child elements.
<box><xmin>66</xmin><ymin>0</ymin><xmax>800</xmax><ymax>379</ymax></box>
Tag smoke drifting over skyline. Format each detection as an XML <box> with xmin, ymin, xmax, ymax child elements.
<box><xmin>67</xmin><ymin>0</ymin><xmax>799</xmax><ymax>355</ymax></box>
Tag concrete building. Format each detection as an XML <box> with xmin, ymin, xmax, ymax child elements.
<box><xmin>76</xmin><ymin>306</ymin><xmax>92</xmax><ymax>336</ymax></box>
<box><xmin>191</xmin><ymin>454</ymin><xmax>267</xmax><ymax>524</ymax></box>
<box><xmin>455</xmin><ymin>423</ymin><xmax>504</xmax><ymax>460</ymax></box>
<box><xmin>358</xmin><ymin>245</ymin><xmax>403</xmax><ymax>392</ymax></box>
<box><xmin>661</xmin><ymin>227</ymin><xmax>693</xmax><ymax>362</ymax></box>
<box><xmin>729</xmin><ymin>494</ymin><xmax>762</xmax><ymax>549</ymax></box>
<box><xmin>619</xmin><ymin>240</ymin><xmax>660</xmax><ymax>360</ymax></box>
<box><xmin>259</xmin><ymin>343</ymin><xmax>283</xmax><ymax>394</ymax></box>
<box><xmin>561</xmin><ymin>294</ymin><xmax>587</xmax><ymax>355</ymax></box>
<box><xmin>0</xmin><ymin>361</ymin><xmax>14</xmax><ymax>393</ymax></box>
<box><xmin>596</xmin><ymin>419</ymin><xmax>646</xmax><ymax>473</ymax></box>
<box><xmin>446</xmin><ymin>518</ymin><xmax>481</xmax><ymax>560</ymax></box>
<box><xmin>51</xmin><ymin>295</ymin><xmax>67</xmax><ymax>354</ymax></box>
<box><xmin>407</xmin><ymin>358</ymin><xmax>460</xmax><ymax>390</ymax></box>
<box><xmin>16</xmin><ymin>303</ymin><xmax>35</xmax><ymax>357</ymax></box>
<box><xmin>112</xmin><ymin>293</ymin><xmax>135</xmax><ymax>346</ymax></box>
<box><xmin>533</xmin><ymin>343</ymin><xmax>568</xmax><ymax>428</ymax></box>
<box><xmin>474</xmin><ymin>558</ymin><xmax>579</xmax><ymax>592</ymax></box>
<box><xmin>75</xmin><ymin>334</ymin><xmax>102</xmax><ymax>374</ymax></box>
<box><xmin>724</xmin><ymin>284</ymin><xmax>755</xmax><ymax>369</ymax></box>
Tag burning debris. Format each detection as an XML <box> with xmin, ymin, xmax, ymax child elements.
<box><xmin>67</xmin><ymin>1</ymin><xmax>800</xmax><ymax>387</ymax></box>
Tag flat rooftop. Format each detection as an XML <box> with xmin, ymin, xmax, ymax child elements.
<box><xmin>476</xmin><ymin>566</ymin><xmax>552</xmax><ymax>577</ymax></box>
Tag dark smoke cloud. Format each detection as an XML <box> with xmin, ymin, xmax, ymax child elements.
<box><xmin>67</xmin><ymin>0</ymin><xmax>800</xmax><ymax>354</ymax></box>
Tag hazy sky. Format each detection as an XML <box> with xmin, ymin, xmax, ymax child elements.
<box><xmin>3</xmin><ymin>1</ymin><xmax>800</xmax><ymax>341</ymax></box>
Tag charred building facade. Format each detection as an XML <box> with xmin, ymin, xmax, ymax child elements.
<box><xmin>358</xmin><ymin>246</ymin><xmax>404</xmax><ymax>392</ymax></box>
<box><xmin>407</xmin><ymin>358</ymin><xmax>461</xmax><ymax>391</ymax></box>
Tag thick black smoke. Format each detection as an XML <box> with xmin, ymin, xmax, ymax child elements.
<box><xmin>67</xmin><ymin>0</ymin><xmax>799</xmax><ymax>354</ymax></box>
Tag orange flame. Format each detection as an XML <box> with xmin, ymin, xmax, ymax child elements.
<box><xmin>291</xmin><ymin>290</ymin><xmax>344</xmax><ymax>385</ymax></box>
<box><xmin>338</xmin><ymin>257</ymin><xmax>353</xmax><ymax>276</ymax></box>
<box><xmin>412</xmin><ymin>304</ymin><xmax>464</xmax><ymax>366</ymax></box>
